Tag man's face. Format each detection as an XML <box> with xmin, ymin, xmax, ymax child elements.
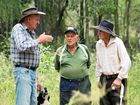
<box><xmin>65</xmin><ymin>32</ymin><xmax>79</xmax><ymax>46</ymax></box>
<box><xmin>27</xmin><ymin>15</ymin><xmax>40</xmax><ymax>31</ymax></box>
<box><xmin>97</xmin><ymin>30</ymin><xmax>110</xmax><ymax>40</ymax></box>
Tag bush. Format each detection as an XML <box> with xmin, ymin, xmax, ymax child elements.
<box><xmin>0</xmin><ymin>48</ymin><xmax>140</xmax><ymax>105</ymax></box>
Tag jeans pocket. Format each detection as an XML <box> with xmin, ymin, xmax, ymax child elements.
<box><xmin>13</xmin><ymin>71</ymin><xmax>19</xmax><ymax>82</ymax></box>
<box><xmin>13</xmin><ymin>67</ymin><xmax>29</xmax><ymax>83</ymax></box>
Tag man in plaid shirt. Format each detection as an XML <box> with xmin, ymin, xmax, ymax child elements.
<box><xmin>10</xmin><ymin>7</ymin><xmax>53</xmax><ymax>105</ymax></box>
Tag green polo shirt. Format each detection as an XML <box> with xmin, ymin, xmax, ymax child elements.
<box><xmin>54</xmin><ymin>44</ymin><xmax>91</xmax><ymax>79</ymax></box>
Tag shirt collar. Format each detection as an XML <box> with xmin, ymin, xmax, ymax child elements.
<box><xmin>65</xmin><ymin>43</ymin><xmax>79</xmax><ymax>51</ymax></box>
<box><xmin>22</xmin><ymin>23</ymin><xmax>28</xmax><ymax>30</ymax></box>
<box><xmin>98</xmin><ymin>37</ymin><xmax>117</xmax><ymax>47</ymax></box>
<box><xmin>22</xmin><ymin>23</ymin><xmax>35</xmax><ymax>34</ymax></box>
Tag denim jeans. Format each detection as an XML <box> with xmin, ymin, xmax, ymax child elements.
<box><xmin>60</xmin><ymin>76</ymin><xmax>91</xmax><ymax>105</ymax></box>
<box><xmin>13</xmin><ymin>67</ymin><xmax>37</xmax><ymax>105</ymax></box>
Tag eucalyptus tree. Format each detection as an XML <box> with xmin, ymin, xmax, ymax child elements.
<box><xmin>91</xmin><ymin>0</ymin><xmax>118</xmax><ymax>46</ymax></box>
<box><xmin>124</xmin><ymin>0</ymin><xmax>131</xmax><ymax>48</ymax></box>
<box><xmin>34</xmin><ymin>0</ymin><xmax>69</xmax><ymax>38</ymax></box>
<box><xmin>0</xmin><ymin>0</ymin><xmax>22</xmax><ymax>34</ymax></box>
<box><xmin>85</xmin><ymin>0</ymin><xmax>90</xmax><ymax>48</ymax></box>
<box><xmin>114</xmin><ymin>0</ymin><xmax>119</xmax><ymax>35</ymax></box>
<box><xmin>129</xmin><ymin>0</ymin><xmax>140</xmax><ymax>51</ymax></box>
<box><xmin>0</xmin><ymin>0</ymin><xmax>31</xmax><ymax>53</ymax></box>
<box><xmin>67</xmin><ymin>0</ymin><xmax>93</xmax><ymax>46</ymax></box>
<box><xmin>79</xmin><ymin>0</ymin><xmax>84</xmax><ymax>44</ymax></box>
<box><xmin>0</xmin><ymin>0</ymin><xmax>20</xmax><ymax>53</ymax></box>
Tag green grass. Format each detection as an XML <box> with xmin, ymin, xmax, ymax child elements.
<box><xmin>0</xmin><ymin>49</ymin><xmax>140</xmax><ymax>105</ymax></box>
<box><xmin>127</xmin><ymin>53</ymin><xmax>140</xmax><ymax>105</ymax></box>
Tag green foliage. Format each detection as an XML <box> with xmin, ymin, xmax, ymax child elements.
<box><xmin>37</xmin><ymin>45</ymin><xmax>60</xmax><ymax>105</ymax></box>
<box><xmin>131</xmin><ymin>0</ymin><xmax>140</xmax><ymax>28</ymax></box>
<box><xmin>0</xmin><ymin>0</ymin><xmax>35</xmax><ymax>53</ymax></box>
<box><xmin>0</xmin><ymin>47</ymin><xmax>140</xmax><ymax>105</ymax></box>
<box><xmin>0</xmin><ymin>0</ymin><xmax>34</xmax><ymax>22</ymax></box>
<box><xmin>0</xmin><ymin>53</ymin><xmax>15</xmax><ymax>105</ymax></box>
<box><xmin>0</xmin><ymin>33</ymin><xmax>10</xmax><ymax>55</ymax></box>
<box><xmin>128</xmin><ymin>53</ymin><xmax>140</xmax><ymax>105</ymax></box>
<box><xmin>0</xmin><ymin>0</ymin><xmax>140</xmax><ymax>52</ymax></box>
<box><xmin>37</xmin><ymin>0</ymin><xmax>67</xmax><ymax>35</ymax></box>
<box><xmin>96</xmin><ymin>0</ymin><xmax>116</xmax><ymax>17</ymax></box>
<box><xmin>67</xmin><ymin>0</ymin><xmax>79</xmax><ymax>11</ymax></box>
<box><xmin>0</xmin><ymin>0</ymin><xmax>21</xmax><ymax>22</ymax></box>
<box><xmin>68</xmin><ymin>91</ymin><xmax>92</xmax><ymax>105</ymax></box>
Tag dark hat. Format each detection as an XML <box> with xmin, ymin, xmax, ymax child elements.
<box><xmin>93</xmin><ymin>20</ymin><xmax>117</xmax><ymax>37</ymax></box>
<box><xmin>64</xmin><ymin>27</ymin><xmax>78</xmax><ymax>34</ymax></box>
<box><xmin>19</xmin><ymin>7</ymin><xmax>46</xmax><ymax>23</ymax></box>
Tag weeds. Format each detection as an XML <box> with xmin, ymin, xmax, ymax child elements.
<box><xmin>0</xmin><ymin>50</ymin><xmax>140</xmax><ymax>105</ymax></box>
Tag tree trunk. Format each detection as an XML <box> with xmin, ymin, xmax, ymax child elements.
<box><xmin>53</xmin><ymin>0</ymin><xmax>68</xmax><ymax>37</ymax></box>
<box><xmin>79</xmin><ymin>0</ymin><xmax>85</xmax><ymax>44</ymax></box>
<box><xmin>135</xmin><ymin>28</ymin><xmax>140</xmax><ymax>51</ymax></box>
<box><xmin>114</xmin><ymin>0</ymin><xmax>119</xmax><ymax>36</ymax></box>
<box><xmin>126</xmin><ymin>0</ymin><xmax>131</xmax><ymax>41</ymax></box>
<box><xmin>124</xmin><ymin>0</ymin><xmax>131</xmax><ymax>49</ymax></box>
<box><xmin>0</xmin><ymin>20</ymin><xmax>2</xmax><ymax>34</ymax></box>
<box><xmin>92</xmin><ymin>0</ymin><xmax>98</xmax><ymax>41</ymax></box>
<box><xmin>34</xmin><ymin>0</ymin><xmax>42</xmax><ymax>34</ymax></box>
<box><xmin>85</xmin><ymin>0</ymin><xmax>90</xmax><ymax>48</ymax></box>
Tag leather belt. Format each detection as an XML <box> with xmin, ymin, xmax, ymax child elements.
<box><xmin>15</xmin><ymin>64</ymin><xmax>37</xmax><ymax>71</ymax></box>
<box><xmin>101</xmin><ymin>74</ymin><xmax>118</xmax><ymax>79</ymax></box>
<box><xmin>61</xmin><ymin>76</ymin><xmax>88</xmax><ymax>83</ymax></box>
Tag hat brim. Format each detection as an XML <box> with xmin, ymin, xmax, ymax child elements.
<box><xmin>94</xmin><ymin>26</ymin><xmax>117</xmax><ymax>37</ymax></box>
<box><xmin>19</xmin><ymin>11</ymin><xmax>46</xmax><ymax>23</ymax></box>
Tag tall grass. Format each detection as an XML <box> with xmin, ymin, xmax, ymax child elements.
<box><xmin>0</xmin><ymin>48</ymin><xmax>140</xmax><ymax>105</ymax></box>
<box><xmin>127</xmin><ymin>53</ymin><xmax>140</xmax><ymax>105</ymax></box>
<box><xmin>0</xmin><ymin>53</ymin><xmax>15</xmax><ymax>105</ymax></box>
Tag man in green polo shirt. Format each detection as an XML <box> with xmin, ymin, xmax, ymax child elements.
<box><xmin>54</xmin><ymin>27</ymin><xmax>91</xmax><ymax>105</ymax></box>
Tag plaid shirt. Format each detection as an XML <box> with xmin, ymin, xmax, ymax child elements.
<box><xmin>10</xmin><ymin>23</ymin><xmax>40</xmax><ymax>68</ymax></box>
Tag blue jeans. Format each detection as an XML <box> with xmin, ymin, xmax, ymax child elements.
<box><xmin>60</xmin><ymin>76</ymin><xmax>91</xmax><ymax>105</ymax></box>
<box><xmin>13</xmin><ymin>67</ymin><xmax>37</xmax><ymax>105</ymax></box>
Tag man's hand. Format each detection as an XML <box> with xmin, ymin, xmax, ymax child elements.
<box><xmin>36</xmin><ymin>76</ymin><xmax>42</xmax><ymax>92</ymax></box>
<box><xmin>111</xmin><ymin>78</ymin><xmax>122</xmax><ymax>89</ymax></box>
<box><xmin>37</xmin><ymin>83</ymin><xmax>42</xmax><ymax>92</ymax></box>
<box><xmin>36</xmin><ymin>32</ymin><xmax>53</xmax><ymax>44</ymax></box>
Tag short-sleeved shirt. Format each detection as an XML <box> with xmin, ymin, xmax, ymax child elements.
<box><xmin>11</xmin><ymin>23</ymin><xmax>40</xmax><ymax>68</ymax></box>
<box><xmin>55</xmin><ymin>44</ymin><xmax>91</xmax><ymax>79</ymax></box>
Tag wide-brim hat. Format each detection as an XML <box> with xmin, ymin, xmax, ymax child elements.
<box><xmin>64</xmin><ymin>27</ymin><xmax>78</xmax><ymax>35</ymax></box>
<box><xmin>93</xmin><ymin>20</ymin><xmax>117</xmax><ymax>37</ymax></box>
<box><xmin>19</xmin><ymin>7</ymin><xmax>46</xmax><ymax>23</ymax></box>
